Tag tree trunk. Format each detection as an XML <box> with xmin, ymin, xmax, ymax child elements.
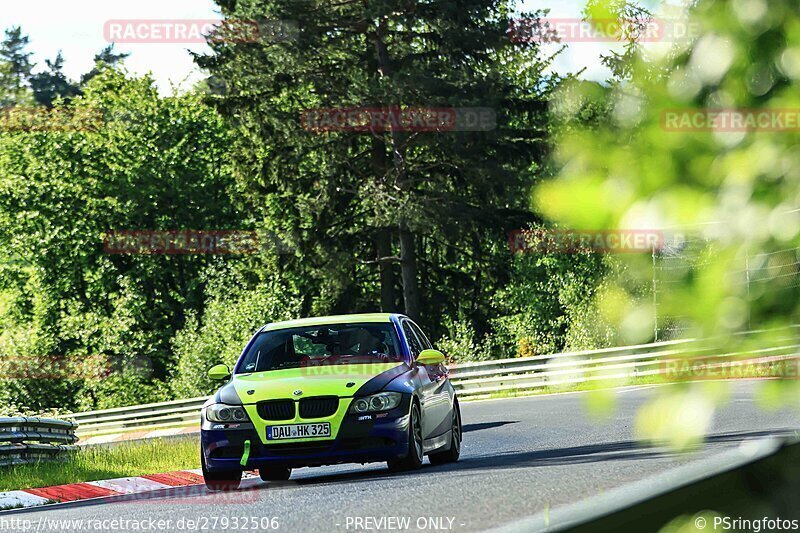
<box><xmin>375</xmin><ymin>228</ymin><xmax>396</xmax><ymax>312</ymax></box>
<box><xmin>372</xmin><ymin>19</ymin><xmax>419</xmax><ymax>319</ymax></box>
<box><xmin>399</xmin><ymin>225</ymin><xmax>420</xmax><ymax>320</ymax></box>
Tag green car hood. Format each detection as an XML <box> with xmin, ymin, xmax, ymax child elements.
<box><xmin>231</xmin><ymin>362</ymin><xmax>404</xmax><ymax>444</ymax></box>
<box><xmin>231</xmin><ymin>362</ymin><xmax>403</xmax><ymax>403</ymax></box>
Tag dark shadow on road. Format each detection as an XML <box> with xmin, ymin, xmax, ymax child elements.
<box><xmin>462</xmin><ymin>421</ymin><xmax>519</xmax><ymax>433</ymax></box>
<box><xmin>424</xmin><ymin>428</ymin><xmax>799</xmax><ymax>474</ymax></box>
<box><xmin>286</xmin><ymin>429</ymin><xmax>799</xmax><ymax>486</ymax></box>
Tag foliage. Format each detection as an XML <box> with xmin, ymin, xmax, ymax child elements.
<box><xmin>583</xmin><ymin>0</ymin><xmax>654</xmax><ymax>80</ymax></box>
<box><xmin>436</xmin><ymin>318</ymin><xmax>480</xmax><ymax>363</ymax></box>
<box><xmin>196</xmin><ymin>0</ymin><xmax>556</xmax><ymax>337</ymax></box>
<box><xmin>537</xmin><ymin>0</ymin><xmax>800</xmax><ymax>447</ymax></box>
<box><xmin>0</xmin><ymin>26</ymin><xmax>34</xmax><ymax>107</ymax></box>
<box><xmin>80</xmin><ymin>44</ymin><xmax>130</xmax><ymax>86</ymax></box>
<box><xmin>0</xmin><ymin>6</ymin><xmax>637</xmax><ymax>414</ymax></box>
<box><xmin>490</xmin><ymin>240</ymin><xmax>609</xmax><ymax>355</ymax></box>
<box><xmin>171</xmin><ymin>269</ymin><xmax>302</xmax><ymax>398</ymax></box>
<box><xmin>540</xmin><ymin>0</ymin><xmax>800</xmax><ymax>342</ymax></box>
<box><xmin>28</xmin><ymin>52</ymin><xmax>80</xmax><ymax>107</ymax></box>
<box><xmin>0</xmin><ymin>68</ymin><xmax>239</xmax><ymax>411</ymax></box>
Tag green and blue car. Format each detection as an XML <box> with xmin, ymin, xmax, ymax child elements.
<box><xmin>200</xmin><ymin>313</ymin><xmax>461</xmax><ymax>489</ymax></box>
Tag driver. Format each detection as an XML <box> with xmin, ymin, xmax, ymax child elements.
<box><xmin>350</xmin><ymin>328</ymin><xmax>387</xmax><ymax>357</ymax></box>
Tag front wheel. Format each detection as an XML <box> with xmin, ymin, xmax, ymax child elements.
<box><xmin>387</xmin><ymin>401</ymin><xmax>423</xmax><ymax>472</ymax></box>
<box><xmin>202</xmin><ymin>450</ymin><xmax>242</xmax><ymax>491</ymax></box>
<box><xmin>428</xmin><ymin>403</ymin><xmax>461</xmax><ymax>465</ymax></box>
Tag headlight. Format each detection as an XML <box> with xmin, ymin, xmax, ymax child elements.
<box><xmin>206</xmin><ymin>404</ymin><xmax>249</xmax><ymax>423</ymax></box>
<box><xmin>349</xmin><ymin>392</ymin><xmax>402</xmax><ymax>414</ymax></box>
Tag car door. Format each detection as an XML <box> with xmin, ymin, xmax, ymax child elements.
<box><xmin>401</xmin><ymin>319</ymin><xmax>438</xmax><ymax>439</ymax></box>
<box><xmin>408</xmin><ymin>320</ymin><xmax>452</xmax><ymax>440</ymax></box>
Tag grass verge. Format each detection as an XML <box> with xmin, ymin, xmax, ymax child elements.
<box><xmin>0</xmin><ymin>437</ymin><xmax>200</xmax><ymax>492</ymax></box>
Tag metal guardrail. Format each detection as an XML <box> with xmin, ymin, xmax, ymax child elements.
<box><xmin>0</xmin><ymin>417</ymin><xmax>79</xmax><ymax>466</ymax></box>
<box><xmin>68</xmin><ymin>334</ymin><xmax>800</xmax><ymax>438</ymax></box>
<box><xmin>451</xmin><ymin>341</ymin><xmax>800</xmax><ymax>398</ymax></box>
<box><xmin>70</xmin><ymin>397</ymin><xmax>207</xmax><ymax>438</ymax></box>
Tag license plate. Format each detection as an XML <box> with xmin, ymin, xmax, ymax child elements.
<box><xmin>266</xmin><ymin>422</ymin><xmax>331</xmax><ymax>440</ymax></box>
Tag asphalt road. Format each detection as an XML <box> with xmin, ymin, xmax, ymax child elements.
<box><xmin>7</xmin><ymin>381</ymin><xmax>800</xmax><ymax>532</ymax></box>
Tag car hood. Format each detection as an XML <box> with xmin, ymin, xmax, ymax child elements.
<box><xmin>231</xmin><ymin>362</ymin><xmax>405</xmax><ymax>403</ymax></box>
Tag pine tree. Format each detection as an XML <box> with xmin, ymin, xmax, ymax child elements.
<box><xmin>197</xmin><ymin>0</ymin><xmax>554</xmax><ymax>328</ymax></box>
<box><xmin>80</xmin><ymin>44</ymin><xmax>130</xmax><ymax>85</ymax></box>
<box><xmin>29</xmin><ymin>51</ymin><xmax>80</xmax><ymax>107</ymax></box>
<box><xmin>0</xmin><ymin>26</ymin><xmax>34</xmax><ymax>106</ymax></box>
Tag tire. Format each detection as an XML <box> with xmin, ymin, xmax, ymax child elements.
<box><xmin>428</xmin><ymin>402</ymin><xmax>461</xmax><ymax>465</ymax></box>
<box><xmin>259</xmin><ymin>466</ymin><xmax>292</xmax><ymax>481</ymax></box>
<box><xmin>201</xmin><ymin>450</ymin><xmax>242</xmax><ymax>491</ymax></box>
<box><xmin>387</xmin><ymin>401</ymin><xmax>424</xmax><ymax>472</ymax></box>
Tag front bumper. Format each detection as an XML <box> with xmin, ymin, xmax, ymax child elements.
<box><xmin>201</xmin><ymin>404</ymin><xmax>410</xmax><ymax>471</ymax></box>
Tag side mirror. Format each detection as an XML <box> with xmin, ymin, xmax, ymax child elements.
<box><xmin>208</xmin><ymin>364</ymin><xmax>231</xmax><ymax>381</ymax></box>
<box><xmin>416</xmin><ymin>349</ymin><xmax>445</xmax><ymax>366</ymax></box>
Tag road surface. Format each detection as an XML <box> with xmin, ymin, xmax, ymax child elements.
<box><xmin>6</xmin><ymin>381</ymin><xmax>799</xmax><ymax>532</ymax></box>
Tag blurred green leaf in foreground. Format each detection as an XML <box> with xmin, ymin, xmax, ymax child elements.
<box><xmin>544</xmin><ymin>0</ymin><xmax>800</xmax><ymax>449</ymax></box>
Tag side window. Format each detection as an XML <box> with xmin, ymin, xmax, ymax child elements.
<box><xmin>401</xmin><ymin>321</ymin><xmax>423</xmax><ymax>357</ymax></box>
<box><xmin>409</xmin><ymin>322</ymin><xmax>432</xmax><ymax>350</ymax></box>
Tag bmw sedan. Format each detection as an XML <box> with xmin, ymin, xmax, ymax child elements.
<box><xmin>200</xmin><ymin>313</ymin><xmax>461</xmax><ymax>490</ymax></box>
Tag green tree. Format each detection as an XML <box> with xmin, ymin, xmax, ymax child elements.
<box><xmin>0</xmin><ymin>26</ymin><xmax>34</xmax><ymax>106</ymax></box>
<box><xmin>171</xmin><ymin>272</ymin><xmax>301</xmax><ymax>398</ymax></box>
<box><xmin>80</xmin><ymin>44</ymin><xmax>130</xmax><ymax>86</ymax></box>
<box><xmin>583</xmin><ymin>0</ymin><xmax>653</xmax><ymax>81</ymax></box>
<box><xmin>196</xmin><ymin>0</ymin><xmax>554</xmax><ymax>337</ymax></box>
<box><xmin>28</xmin><ymin>51</ymin><xmax>81</xmax><ymax>107</ymax></box>
<box><xmin>0</xmin><ymin>68</ymin><xmax>239</xmax><ymax>411</ymax></box>
<box><xmin>538</xmin><ymin>0</ymin><xmax>800</xmax><ymax>447</ymax></box>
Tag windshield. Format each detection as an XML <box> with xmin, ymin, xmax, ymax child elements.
<box><xmin>236</xmin><ymin>322</ymin><xmax>403</xmax><ymax>374</ymax></box>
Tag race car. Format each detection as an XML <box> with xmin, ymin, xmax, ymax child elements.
<box><xmin>200</xmin><ymin>313</ymin><xmax>461</xmax><ymax>490</ymax></box>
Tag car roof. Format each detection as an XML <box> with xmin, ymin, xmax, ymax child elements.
<box><xmin>262</xmin><ymin>313</ymin><xmax>404</xmax><ymax>331</ymax></box>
